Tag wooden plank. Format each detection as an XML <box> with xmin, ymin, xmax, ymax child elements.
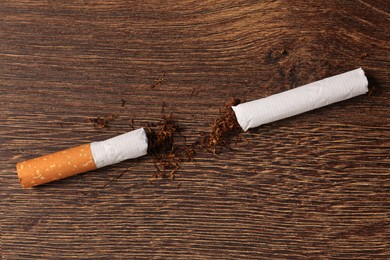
<box><xmin>1</xmin><ymin>1</ymin><xmax>389</xmax><ymax>259</ymax></box>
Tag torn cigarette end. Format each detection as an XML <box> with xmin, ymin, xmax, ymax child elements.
<box><xmin>16</xmin><ymin>128</ymin><xmax>148</xmax><ymax>188</ymax></box>
<box><xmin>232</xmin><ymin>68</ymin><xmax>369</xmax><ymax>131</ymax></box>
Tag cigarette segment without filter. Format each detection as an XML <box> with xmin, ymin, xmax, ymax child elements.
<box><xmin>232</xmin><ymin>68</ymin><xmax>369</xmax><ymax>131</ymax></box>
<box><xmin>16</xmin><ymin>128</ymin><xmax>148</xmax><ymax>188</ymax></box>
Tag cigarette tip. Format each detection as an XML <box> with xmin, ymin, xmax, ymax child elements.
<box><xmin>16</xmin><ymin>163</ymin><xmax>26</xmax><ymax>188</ymax></box>
<box><xmin>17</xmin><ymin>161</ymin><xmax>39</xmax><ymax>188</ymax></box>
<box><xmin>18</xmin><ymin>178</ymin><xmax>28</xmax><ymax>188</ymax></box>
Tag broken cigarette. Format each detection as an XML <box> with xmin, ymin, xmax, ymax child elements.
<box><xmin>232</xmin><ymin>68</ymin><xmax>369</xmax><ymax>131</ymax></box>
<box><xmin>16</xmin><ymin>128</ymin><xmax>148</xmax><ymax>188</ymax></box>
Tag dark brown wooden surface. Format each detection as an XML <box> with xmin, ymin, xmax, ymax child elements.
<box><xmin>1</xmin><ymin>1</ymin><xmax>389</xmax><ymax>259</ymax></box>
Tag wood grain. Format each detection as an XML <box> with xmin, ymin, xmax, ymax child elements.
<box><xmin>1</xmin><ymin>1</ymin><xmax>389</xmax><ymax>259</ymax></box>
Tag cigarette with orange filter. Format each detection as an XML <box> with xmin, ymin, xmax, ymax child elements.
<box><xmin>16</xmin><ymin>128</ymin><xmax>148</xmax><ymax>188</ymax></box>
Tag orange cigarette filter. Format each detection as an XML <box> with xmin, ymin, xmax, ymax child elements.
<box><xmin>16</xmin><ymin>128</ymin><xmax>148</xmax><ymax>188</ymax></box>
<box><xmin>17</xmin><ymin>144</ymin><xmax>96</xmax><ymax>188</ymax></box>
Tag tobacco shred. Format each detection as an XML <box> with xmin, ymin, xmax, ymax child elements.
<box><xmin>146</xmin><ymin>114</ymin><xmax>181</xmax><ymax>181</ymax></box>
<box><xmin>88</xmin><ymin>114</ymin><xmax>117</xmax><ymax>129</ymax></box>
<box><xmin>190</xmin><ymin>88</ymin><xmax>201</xmax><ymax>97</ymax></box>
<box><xmin>150</xmin><ymin>74</ymin><xmax>165</xmax><ymax>89</ymax></box>
<box><xmin>129</xmin><ymin>119</ymin><xmax>135</xmax><ymax>129</ymax></box>
<box><xmin>202</xmin><ymin>98</ymin><xmax>242</xmax><ymax>154</ymax></box>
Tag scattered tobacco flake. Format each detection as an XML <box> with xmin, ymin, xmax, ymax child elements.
<box><xmin>191</xmin><ymin>88</ymin><xmax>201</xmax><ymax>97</ymax></box>
<box><xmin>146</xmin><ymin>114</ymin><xmax>181</xmax><ymax>181</ymax></box>
<box><xmin>184</xmin><ymin>142</ymin><xmax>198</xmax><ymax>162</ymax></box>
<box><xmin>202</xmin><ymin>98</ymin><xmax>242</xmax><ymax>154</ymax></box>
<box><xmin>129</xmin><ymin>119</ymin><xmax>135</xmax><ymax>129</ymax></box>
<box><xmin>161</xmin><ymin>101</ymin><xmax>167</xmax><ymax>115</ymax></box>
<box><xmin>150</xmin><ymin>74</ymin><xmax>165</xmax><ymax>89</ymax></box>
<box><xmin>88</xmin><ymin>114</ymin><xmax>117</xmax><ymax>129</ymax></box>
<box><xmin>280</xmin><ymin>49</ymin><xmax>288</xmax><ymax>55</ymax></box>
<box><xmin>121</xmin><ymin>99</ymin><xmax>126</xmax><ymax>107</ymax></box>
<box><xmin>265</xmin><ymin>48</ymin><xmax>288</xmax><ymax>64</ymax></box>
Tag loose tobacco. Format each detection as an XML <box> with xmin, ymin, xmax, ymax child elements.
<box><xmin>88</xmin><ymin>114</ymin><xmax>117</xmax><ymax>129</ymax></box>
<box><xmin>146</xmin><ymin>114</ymin><xmax>181</xmax><ymax>181</ymax></box>
<box><xmin>203</xmin><ymin>98</ymin><xmax>242</xmax><ymax>154</ymax></box>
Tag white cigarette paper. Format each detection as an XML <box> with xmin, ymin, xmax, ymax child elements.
<box><xmin>90</xmin><ymin>127</ymin><xmax>148</xmax><ymax>168</ymax></box>
<box><xmin>232</xmin><ymin>68</ymin><xmax>369</xmax><ymax>131</ymax></box>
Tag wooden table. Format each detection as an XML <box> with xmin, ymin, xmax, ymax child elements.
<box><xmin>1</xmin><ymin>1</ymin><xmax>389</xmax><ymax>259</ymax></box>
